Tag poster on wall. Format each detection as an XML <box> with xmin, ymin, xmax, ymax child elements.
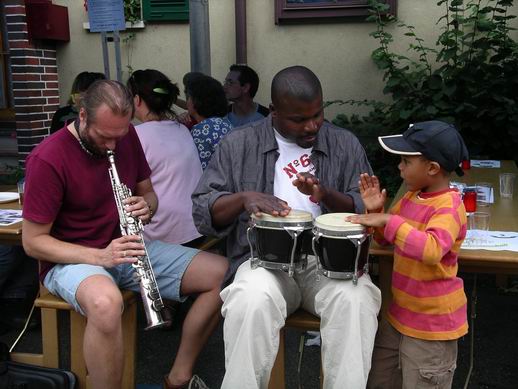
<box><xmin>87</xmin><ymin>0</ymin><xmax>125</xmax><ymax>32</ymax></box>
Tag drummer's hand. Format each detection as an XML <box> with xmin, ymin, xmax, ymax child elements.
<box><xmin>292</xmin><ymin>173</ymin><xmax>328</xmax><ymax>203</ymax></box>
<box><xmin>123</xmin><ymin>196</ymin><xmax>152</xmax><ymax>224</ymax></box>
<box><xmin>359</xmin><ymin>173</ymin><xmax>386</xmax><ymax>212</ymax></box>
<box><xmin>97</xmin><ymin>235</ymin><xmax>143</xmax><ymax>268</ymax></box>
<box><xmin>346</xmin><ymin>213</ymin><xmax>390</xmax><ymax>228</ymax></box>
<box><xmin>242</xmin><ymin>192</ymin><xmax>291</xmax><ymax>217</ymax></box>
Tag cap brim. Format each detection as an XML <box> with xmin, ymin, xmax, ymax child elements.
<box><xmin>378</xmin><ymin>135</ymin><xmax>422</xmax><ymax>156</ymax></box>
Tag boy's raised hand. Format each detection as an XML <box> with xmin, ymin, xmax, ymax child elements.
<box><xmin>359</xmin><ymin>173</ymin><xmax>387</xmax><ymax>212</ymax></box>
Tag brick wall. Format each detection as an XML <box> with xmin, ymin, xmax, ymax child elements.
<box><xmin>3</xmin><ymin>0</ymin><xmax>60</xmax><ymax>167</ymax></box>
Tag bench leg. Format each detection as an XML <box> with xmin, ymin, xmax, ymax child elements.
<box><xmin>122</xmin><ymin>301</ymin><xmax>137</xmax><ymax>389</ymax></box>
<box><xmin>41</xmin><ymin>307</ymin><xmax>59</xmax><ymax>368</ymax></box>
<box><xmin>70</xmin><ymin>311</ymin><xmax>88</xmax><ymax>389</ymax></box>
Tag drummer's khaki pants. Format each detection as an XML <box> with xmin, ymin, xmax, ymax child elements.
<box><xmin>220</xmin><ymin>256</ymin><xmax>382</xmax><ymax>389</ymax></box>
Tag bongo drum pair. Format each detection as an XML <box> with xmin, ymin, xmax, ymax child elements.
<box><xmin>246</xmin><ymin>210</ymin><xmax>370</xmax><ymax>284</ymax></box>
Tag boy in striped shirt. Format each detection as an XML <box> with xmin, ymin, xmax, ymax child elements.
<box><xmin>348</xmin><ymin>121</ymin><xmax>469</xmax><ymax>389</ymax></box>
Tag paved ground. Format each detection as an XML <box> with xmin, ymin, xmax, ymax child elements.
<box><xmin>1</xmin><ymin>272</ymin><xmax>517</xmax><ymax>389</ymax></box>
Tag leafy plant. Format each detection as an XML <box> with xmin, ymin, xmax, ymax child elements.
<box><xmin>334</xmin><ymin>0</ymin><xmax>518</xmax><ymax>195</ymax></box>
<box><xmin>332</xmin><ymin>101</ymin><xmax>403</xmax><ymax>196</ymax></box>
<box><xmin>123</xmin><ymin>0</ymin><xmax>141</xmax><ymax>78</ymax></box>
<box><xmin>124</xmin><ymin>0</ymin><xmax>142</xmax><ymax>24</ymax></box>
<box><xmin>0</xmin><ymin>164</ymin><xmax>24</xmax><ymax>185</ymax></box>
<box><xmin>123</xmin><ymin>32</ymin><xmax>136</xmax><ymax>77</ymax></box>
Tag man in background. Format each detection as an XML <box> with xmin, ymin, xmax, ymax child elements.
<box><xmin>224</xmin><ymin>64</ymin><xmax>269</xmax><ymax>127</ymax></box>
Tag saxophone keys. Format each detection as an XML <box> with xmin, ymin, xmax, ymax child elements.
<box><xmin>152</xmin><ymin>300</ymin><xmax>164</xmax><ymax>311</ymax></box>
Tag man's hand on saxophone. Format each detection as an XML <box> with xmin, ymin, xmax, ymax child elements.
<box><xmin>123</xmin><ymin>196</ymin><xmax>153</xmax><ymax>224</ymax></box>
<box><xmin>97</xmin><ymin>235</ymin><xmax>144</xmax><ymax>268</ymax></box>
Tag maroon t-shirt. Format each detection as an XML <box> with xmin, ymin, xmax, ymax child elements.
<box><xmin>23</xmin><ymin>125</ymin><xmax>151</xmax><ymax>281</ymax></box>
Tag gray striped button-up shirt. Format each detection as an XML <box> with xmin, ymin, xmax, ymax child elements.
<box><xmin>192</xmin><ymin>115</ymin><xmax>373</xmax><ymax>275</ymax></box>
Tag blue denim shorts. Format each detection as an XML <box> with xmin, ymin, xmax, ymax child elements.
<box><xmin>43</xmin><ymin>240</ymin><xmax>199</xmax><ymax>314</ymax></box>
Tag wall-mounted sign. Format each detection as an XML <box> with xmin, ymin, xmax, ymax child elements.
<box><xmin>87</xmin><ymin>0</ymin><xmax>125</xmax><ymax>32</ymax></box>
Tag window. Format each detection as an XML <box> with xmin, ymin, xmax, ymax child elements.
<box><xmin>142</xmin><ymin>0</ymin><xmax>189</xmax><ymax>22</ymax></box>
<box><xmin>275</xmin><ymin>0</ymin><xmax>397</xmax><ymax>24</ymax></box>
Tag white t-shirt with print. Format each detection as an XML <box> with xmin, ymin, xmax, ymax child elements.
<box><xmin>273</xmin><ymin>129</ymin><xmax>322</xmax><ymax>218</ymax></box>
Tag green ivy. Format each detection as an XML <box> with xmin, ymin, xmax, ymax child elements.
<box><xmin>333</xmin><ymin>0</ymin><xmax>518</xmax><ymax>196</ymax></box>
<box><xmin>124</xmin><ymin>0</ymin><xmax>141</xmax><ymax>24</ymax></box>
<box><xmin>123</xmin><ymin>0</ymin><xmax>141</xmax><ymax>78</ymax></box>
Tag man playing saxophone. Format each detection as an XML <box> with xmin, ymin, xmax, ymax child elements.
<box><xmin>22</xmin><ymin>80</ymin><xmax>228</xmax><ymax>389</ymax></box>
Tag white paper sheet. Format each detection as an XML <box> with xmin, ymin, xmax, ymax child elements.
<box><xmin>0</xmin><ymin>209</ymin><xmax>22</xmax><ymax>227</ymax></box>
<box><xmin>470</xmin><ymin>160</ymin><xmax>501</xmax><ymax>168</ymax></box>
<box><xmin>475</xmin><ymin>185</ymin><xmax>494</xmax><ymax>204</ymax></box>
<box><xmin>462</xmin><ymin>230</ymin><xmax>518</xmax><ymax>251</ymax></box>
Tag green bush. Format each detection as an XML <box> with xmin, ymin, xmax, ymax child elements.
<box><xmin>334</xmin><ymin>0</ymin><xmax>518</xmax><ymax>196</ymax></box>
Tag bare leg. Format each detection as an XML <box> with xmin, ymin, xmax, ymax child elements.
<box><xmin>76</xmin><ymin>275</ymin><xmax>125</xmax><ymax>389</ymax></box>
<box><xmin>166</xmin><ymin>252</ymin><xmax>228</xmax><ymax>386</ymax></box>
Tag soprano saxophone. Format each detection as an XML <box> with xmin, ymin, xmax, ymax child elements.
<box><xmin>107</xmin><ymin>150</ymin><xmax>171</xmax><ymax>330</ymax></box>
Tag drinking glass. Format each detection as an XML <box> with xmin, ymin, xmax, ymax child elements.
<box><xmin>472</xmin><ymin>211</ymin><xmax>490</xmax><ymax>244</ymax></box>
<box><xmin>17</xmin><ymin>178</ymin><xmax>25</xmax><ymax>206</ymax></box>
<box><xmin>499</xmin><ymin>173</ymin><xmax>515</xmax><ymax>199</ymax></box>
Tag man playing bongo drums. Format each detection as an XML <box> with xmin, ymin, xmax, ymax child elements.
<box><xmin>192</xmin><ymin>66</ymin><xmax>381</xmax><ymax>389</ymax></box>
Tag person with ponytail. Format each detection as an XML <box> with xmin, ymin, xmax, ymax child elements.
<box><xmin>128</xmin><ymin>69</ymin><xmax>204</xmax><ymax>247</ymax></box>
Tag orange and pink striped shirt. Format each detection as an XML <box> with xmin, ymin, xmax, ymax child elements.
<box><xmin>376</xmin><ymin>189</ymin><xmax>468</xmax><ymax>340</ymax></box>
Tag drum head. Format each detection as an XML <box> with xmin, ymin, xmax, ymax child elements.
<box><xmin>314</xmin><ymin>213</ymin><xmax>365</xmax><ymax>237</ymax></box>
<box><xmin>251</xmin><ymin>209</ymin><xmax>313</xmax><ymax>229</ymax></box>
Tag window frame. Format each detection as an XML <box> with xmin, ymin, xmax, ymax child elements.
<box><xmin>274</xmin><ymin>0</ymin><xmax>397</xmax><ymax>24</ymax></box>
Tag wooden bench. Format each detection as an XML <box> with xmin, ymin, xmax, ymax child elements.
<box><xmin>11</xmin><ymin>287</ymin><xmax>137</xmax><ymax>389</ymax></box>
<box><xmin>196</xmin><ymin>236</ymin><xmax>221</xmax><ymax>251</ymax></box>
<box><xmin>269</xmin><ymin>309</ymin><xmax>323</xmax><ymax>389</ymax></box>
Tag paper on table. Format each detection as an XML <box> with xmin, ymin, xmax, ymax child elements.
<box><xmin>475</xmin><ymin>185</ymin><xmax>494</xmax><ymax>203</ymax></box>
<box><xmin>462</xmin><ymin>230</ymin><xmax>518</xmax><ymax>251</ymax></box>
<box><xmin>0</xmin><ymin>209</ymin><xmax>22</xmax><ymax>227</ymax></box>
<box><xmin>470</xmin><ymin>160</ymin><xmax>501</xmax><ymax>168</ymax></box>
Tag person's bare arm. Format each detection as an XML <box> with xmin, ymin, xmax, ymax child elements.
<box><xmin>22</xmin><ymin>219</ymin><xmax>143</xmax><ymax>267</ymax></box>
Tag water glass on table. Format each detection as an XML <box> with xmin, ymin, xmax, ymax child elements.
<box><xmin>499</xmin><ymin>173</ymin><xmax>515</xmax><ymax>199</ymax></box>
<box><xmin>17</xmin><ymin>178</ymin><xmax>25</xmax><ymax>206</ymax></box>
<box><xmin>471</xmin><ymin>211</ymin><xmax>491</xmax><ymax>244</ymax></box>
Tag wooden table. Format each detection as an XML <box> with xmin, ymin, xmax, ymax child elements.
<box><xmin>0</xmin><ymin>185</ymin><xmax>22</xmax><ymax>245</ymax></box>
<box><xmin>371</xmin><ymin>160</ymin><xmax>518</xmax><ymax>316</ymax></box>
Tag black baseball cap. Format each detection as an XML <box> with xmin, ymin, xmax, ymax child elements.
<box><xmin>378</xmin><ymin>121</ymin><xmax>469</xmax><ymax>176</ymax></box>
